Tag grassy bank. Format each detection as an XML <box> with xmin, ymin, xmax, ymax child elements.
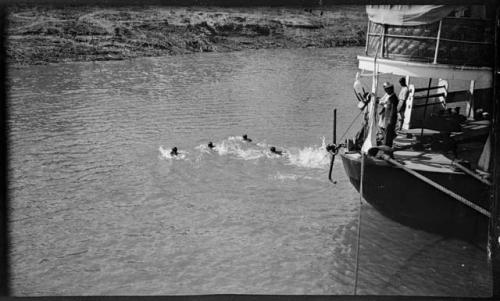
<box><xmin>7</xmin><ymin>6</ymin><xmax>367</xmax><ymax>65</ymax></box>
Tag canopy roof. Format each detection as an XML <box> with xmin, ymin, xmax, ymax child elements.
<box><xmin>358</xmin><ymin>55</ymin><xmax>492</xmax><ymax>88</ymax></box>
<box><xmin>366</xmin><ymin>5</ymin><xmax>462</xmax><ymax>26</ymax></box>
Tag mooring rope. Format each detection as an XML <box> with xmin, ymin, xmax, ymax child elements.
<box><xmin>451</xmin><ymin>160</ymin><xmax>492</xmax><ymax>186</ymax></box>
<box><xmin>353</xmin><ymin>152</ymin><xmax>365</xmax><ymax>295</ymax></box>
<box><xmin>338</xmin><ymin>109</ymin><xmax>364</xmax><ymax>145</ymax></box>
<box><xmin>353</xmin><ymin>43</ymin><xmax>380</xmax><ymax>295</ymax></box>
<box><xmin>327</xmin><ymin>109</ymin><xmax>364</xmax><ymax>182</ymax></box>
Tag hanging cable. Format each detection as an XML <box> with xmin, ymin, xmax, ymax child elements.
<box><xmin>338</xmin><ymin>110</ymin><xmax>364</xmax><ymax>144</ymax></box>
<box><xmin>327</xmin><ymin>109</ymin><xmax>363</xmax><ymax>182</ymax></box>
<box><xmin>353</xmin><ymin>152</ymin><xmax>365</xmax><ymax>295</ymax></box>
<box><xmin>327</xmin><ymin>110</ymin><xmax>364</xmax><ymax>155</ymax></box>
<box><xmin>353</xmin><ymin>34</ymin><xmax>381</xmax><ymax>295</ymax></box>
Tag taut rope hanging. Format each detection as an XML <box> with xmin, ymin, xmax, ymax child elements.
<box><xmin>353</xmin><ymin>152</ymin><xmax>365</xmax><ymax>295</ymax></box>
<box><xmin>327</xmin><ymin>109</ymin><xmax>364</xmax><ymax>181</ymax></box>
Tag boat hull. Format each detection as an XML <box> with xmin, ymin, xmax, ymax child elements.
<box><xmin>341</xmin><ymin>152</ymin><xmax>490</xmax><ymax>244</ymax></box>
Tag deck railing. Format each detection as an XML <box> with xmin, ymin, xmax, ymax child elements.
<box><xmin>366</xmin><ymin>17</ymin><xmax>494</xmax><ymax>67</ymax></box>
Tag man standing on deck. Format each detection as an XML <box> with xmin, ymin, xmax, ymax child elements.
<box><xmin>378</xmin><ymin>82</ymin><xmax>399</xmax><ymax>147</ymax></box>
<box><xmin>397</xmin><ymin>77</ymin><xmax>410</xmax><ymax>130</ymax></box>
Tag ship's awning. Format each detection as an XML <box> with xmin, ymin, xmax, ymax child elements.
<box><xmin>366</xmin><ymin>5</ymin><xmax>461</xmax><ymax>26</ymax></box>
<box><xmin>358</xmin><ymin>55</ymin><xmax>492</xmax><ymax>88</ymax></box>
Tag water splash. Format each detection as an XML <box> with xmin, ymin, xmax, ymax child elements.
<box><xmin>213</xmin><ymin>136</ymin><xmax>266</xmax><ymax>160</ymax></box>
<box><xmin>159</xmin><ymin>146</ymin><xmax>188</xmax><ymax>160</ymax></box>
<box><xmin>162</xmin><ymin>136</ymin><xmax>330</xmax><ymax>169</ymax></box>
<box><xmin>286</xmin><ymin>137</ymin><xmax>330</xmax><ymax>169</ymax></box>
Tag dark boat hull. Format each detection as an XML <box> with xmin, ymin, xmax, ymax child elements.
<box><xmin>341</xmin><ymin>152</ymin><xmax>490</xmax><ymax>244</ymax></box>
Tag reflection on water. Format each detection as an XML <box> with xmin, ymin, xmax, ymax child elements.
<box><xmin>8</xmin><ymin>48</ymin><xmax>491</xmax><ymax>296</ymax></box>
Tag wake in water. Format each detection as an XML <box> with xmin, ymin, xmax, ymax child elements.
<box><xmin>269</xmin><ymin>171</ymin><xmax>316</xmax><ymax>181</ymax></box>
<box><xmin>159</xmin><ymin>136</ymin><xmax>331</xmax><ymax>169</ymax></box>
<box><xmin>158</xmin><ymin>146</ymin><xmax>188</xmax><ymax>160</ymax></box>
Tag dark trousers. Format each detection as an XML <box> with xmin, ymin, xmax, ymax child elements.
<box><xmin>383</xmin><ymin>123</ymin><xmax>396</xmax><ymax>147</ymax></box>
<box><xmin>397</xmin><ymin>112</ymin><xmax>405</xmax><ymax>130</ymax></box>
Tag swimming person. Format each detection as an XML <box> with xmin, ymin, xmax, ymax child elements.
<box><xmin>242</xmin><ymin>134</ymin><xmax>252</xmax><ymax>142</ymax></box>
<box><xmin>208</xmin><ymin>142</ymin><xmax>215</xmax><ymax>149</ymax></box>
<box><xmin>170</xmin><ymin>147</ymin><xmax>178</xmax><ymax>156</ymax></box>
<box><xmin>270</xmin><ymin>146</ymin><xmax>283</xmax><ymax>155</ymax></box>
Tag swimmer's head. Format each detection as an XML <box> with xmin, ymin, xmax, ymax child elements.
<box><xmin>208</xmin><ymin>142</ymin><xmax>214</xmax><ymax>148</ymax></box>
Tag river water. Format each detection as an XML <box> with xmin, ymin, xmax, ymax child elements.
<box><xmin>8</xmin><ymin>47</ymin><xmax>491</xmax><ymax>296</ymax></box>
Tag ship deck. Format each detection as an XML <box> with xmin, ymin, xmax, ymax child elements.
<box><xmin>342</xmin><ymin>150</ymin><xmax>462</xmax><ymax>174</ymax></box>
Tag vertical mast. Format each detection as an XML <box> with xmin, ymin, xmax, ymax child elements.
<box><xmin>0</xmin><ymin>4</ymin><xmax>9</xmax><ymax>297</ymax></box>
<box><xmin>489</xmin><ymin>3</ymin><xmax>500</xmax><ymax>297</ymax></box>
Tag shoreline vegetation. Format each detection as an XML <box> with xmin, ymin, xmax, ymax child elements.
<box><xmin>7</xmin><ymin>6</ymin><xmax>367</xmax><ymax>65</ymax></box>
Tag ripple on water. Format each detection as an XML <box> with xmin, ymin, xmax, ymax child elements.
<box><xmin>7</xmin><ymin>48</ymin><xmax>491</xmax><ymax>296</ymax></box>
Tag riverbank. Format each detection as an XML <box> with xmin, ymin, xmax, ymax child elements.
<box><xmin>7</xmin><ymin>6</ymin><xmax>367</xmax><ymax>65</ymax></box>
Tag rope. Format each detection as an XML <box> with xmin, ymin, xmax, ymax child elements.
<box><xmin>381</xmin><ymin>154</ymin><xmax>491</xmax><ymax>218</ymax></box>
<box><xmin>327</xmin><ymin>109</ymin><xmax>364</xmax><ymax>182</ymax></box>
<box><xmin>353</xmin><ymin>36</ymin><xmax>380</xmax><ymax>295</ymax></box>
<box><xmin>338</xmin><ymin>109</ymin><xmax>364</xmax><ymax>144</ymax></box>
<box><xmin>325</xmin><ymin>109</ymin><xmax>365</xmax><ymax>289</ymax></box>
<box><xmin>451</xmin><ymin>160</ymin><xmax>492</xmax><ymax>186</ymax></box>
<box><xmin>353</xmin><ymin>152</ymin><xmax>365</xmax><ymax>295</ymax></box>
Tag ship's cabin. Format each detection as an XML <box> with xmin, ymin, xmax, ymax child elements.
<box><xmin>349</xmin><ymin>5</ymin><xmax>494</xmax><ymax>175</ymax></box>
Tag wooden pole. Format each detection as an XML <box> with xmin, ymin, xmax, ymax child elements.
<box><xmin>381</xmin><ymin>24</ymin><xmax>387</xmax><ymax>58</ymax></box>
<box><xmin>365</xmin><ymin>20</ymin><xmax>370</xmax><ymax>55</ymax></box>
<box><xmin>433</xmin><ymin>20</ymin><xmax>442</xmax><ymax>64</ymax></box>
<box><xmin>333</xmin><ymin>108</ymin><xmax>337</xmax><ymax>145</ymax></box>
<box><xmin>420</xmin><ymin>78</ymin><xmax>433</xmax><ymax>138</ymax></box>
<box><xmin>328</xmin><ymin>108</ymin><xmax>337</xmax><ymax>182</ymax></box>
<box><xmin>467</xmin><ymin>80</ymin><xmax>476</xmax><ymax>120</ymax></box>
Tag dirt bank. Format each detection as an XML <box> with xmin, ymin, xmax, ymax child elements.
<box><xmin>7</xmin><ymin>6</ymin><xmax>367</xmax><ymax>65</ymax></box>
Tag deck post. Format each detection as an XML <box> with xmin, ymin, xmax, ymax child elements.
<box><xmin>433</xmin><ymin>20</ymin><xmax>442</xmax><ymax>64</ymax></box>
<box><xmin>420</xmin><ymin>78</ymin><xmax>433</xmax><ymax>137</ymax></box>
<box><xmin>467</xmin><ymin>80</ymin><xmax>476</xmax><ymax>120</ymax></box>
<box><xmin>365</xmin><ymin>20</ymin><xmax>370</xmax><ymax>55</ymax></box>
<box><xmin>381</xmin><ymin>24</ymin><xmax>387</xmax><ymax>58</ymax></box>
